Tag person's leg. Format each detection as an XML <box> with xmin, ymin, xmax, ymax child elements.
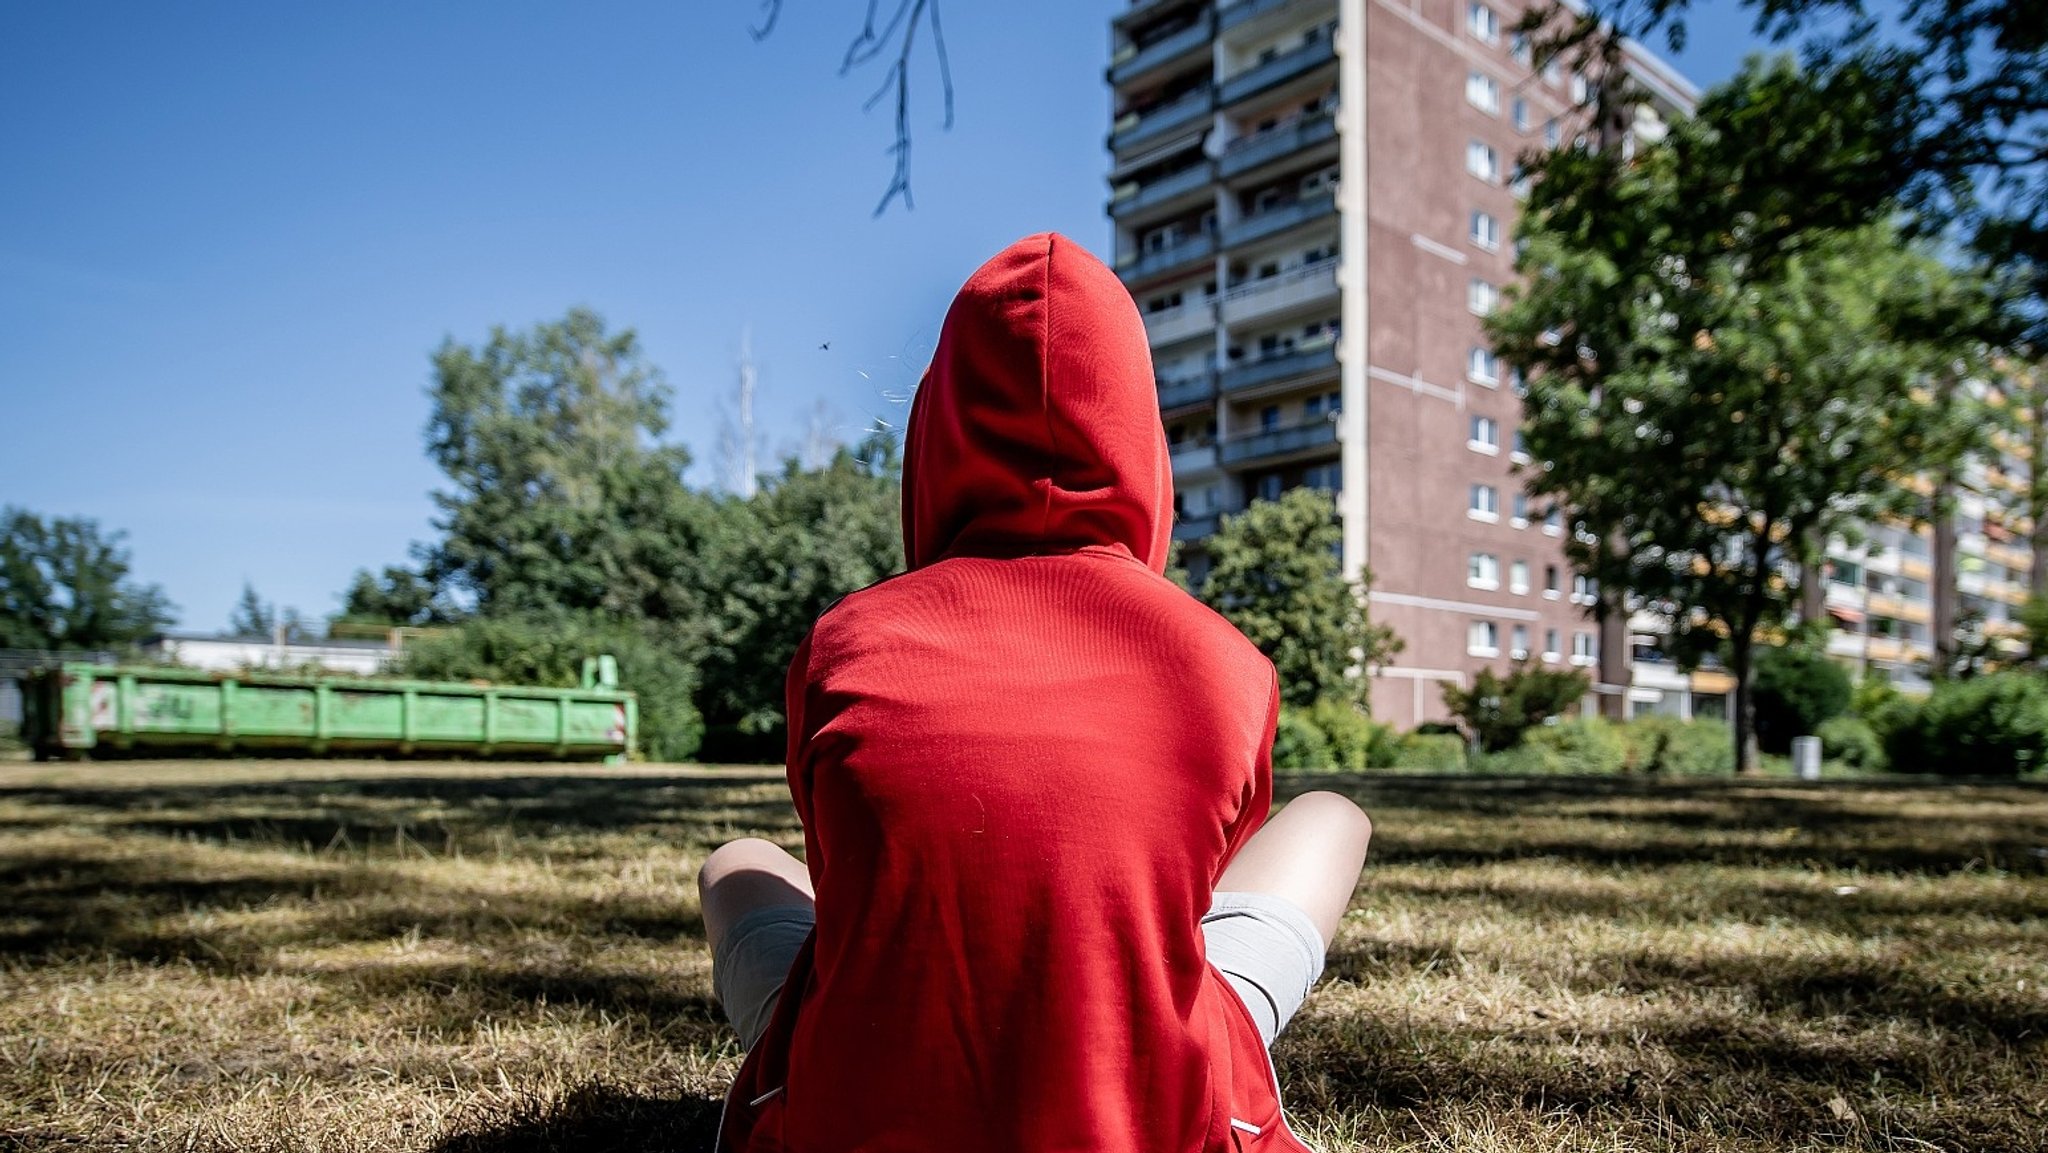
<box><xmin>1205</xmin><ymin>791</ymin><xmax>1372</xmax><ymax>1045</ymax></box>
<box><xmin>699</xmin><ymin>838</ymin><xmax>816</xmax><ymax>1048</ymax></box>
<box><xmin>1216</xmin><ymin>790</ymin><xmax>1372</xmax><ymax>947</ymax></box>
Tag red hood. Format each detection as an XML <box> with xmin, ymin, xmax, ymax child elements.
<box><xmin>903</xmin><ymin>233</ymin><xmax>1172</xmax><ymax>573</ymax></box>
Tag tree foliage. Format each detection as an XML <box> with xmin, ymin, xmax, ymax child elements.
<box><xmin>0</xmin><ymin>507</ymin><xmax>175</xmax><ymax>651</ymax></box>
<box><xmin>1750</xmin><ymin>644</ymin><xmax>1852</xmax><ymax>753</ymax></box>
<box><xmin>1489</xmin><ymin>58</ymin><xmax>2000</xmax><ymax>772</ymax></box>
<box><xmin>1442</xmin><ymin>662</ymin><xmax>1593</xmax><ymax>753</ymax></box>
<box><xmin>1197</xmin><ymin>487</ymin><xmax>1401</xmax><ymax>709</ymax></box>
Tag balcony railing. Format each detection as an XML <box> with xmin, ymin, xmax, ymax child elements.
<box><xmin>1218</xmin><ymin>0</ymin><xmax>1298</xmax><ymax>32</ymax></box>
<box><xmin>1142</xmin><ymin>298</ymin><xmax>1217</xmax><ymax>346</ymax></box>
<box><xmin>1172</xmin><ymin>513</ymin><xmax>1221</xmax><ymax>542</ymax></box>
<box><xmin>1220</xmin><ymin>256</ymin><xmax>1338</xmax><ymax>325</ymax></box>
<box><xmin>1219</xmin><ymin>112</ymin><xmax>1336</xmax><ymax>179</ymax></box>
<box><xmin>1220</xmin><ymin>418</ymin><xmax>1338</xmax><ymax>465</ymax></box>
<box><xmin>1221</xmin><ymin>189</ymin><xmax>1336</xmax><ymax>248</ymax></box>
<box><xmin>1219</xmin><ymin>36</ymin><xmax>1335</xmax><ymax>107</ymax></box>
<box><xmin>1117</xmin><ymin>0</ymin><xmax>1206</xmax><ymax>30</ymax></box>
<box><xmin>1220</xmin><ymin>342</ymin><xmax>1336</xmax><ymax>394</ymax></box>
<box><xmin>1110</xmin><ymin>14</ymin><xmax>1216</xmax><ymax>86</ymax></box>
<box><xmin>1110</xmin><ymin>162</ymin><xmax>1214</xmax><ymax>219</ymax></box>
<box><xmin>1118</xmin><ymin>232</ymin><xmax>1216</xmax><ymax>282</ymax></box>
<box><xmin>1110</xmin><ymin>88</ymin><xmax>1215</xmax><ymax>152</ymax></box>
<box><xmin>1158</xmin><ymin>372</ymin><xmax>1219</xmax><ymax>410</ymax></box>
<box><xmin>1170</xmin><ymin>441</ymin><xmax>1219</xmax><ymax>473</ymax></box>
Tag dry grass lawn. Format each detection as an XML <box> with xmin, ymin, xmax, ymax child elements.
<box><xmin>0</xmin><ymin>761</ymin><xmax>2043</xmax><ymax>1152</ymax></box>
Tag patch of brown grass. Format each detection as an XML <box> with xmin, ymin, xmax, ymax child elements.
<box><xmin>1</xmin><ymin>763</ymin><xmax>2042</xmax><ymax>1151</ymax></box>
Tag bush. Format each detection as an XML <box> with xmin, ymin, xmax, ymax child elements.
<box><xmin>1470</xmin><ymin>744</ymin><xmax>1554</xmax><ymax>774</ymax></box>
<box><xmin>1817</xmin><ymin>714</ymin><xmax>1886</xmax><ymax>771</ymax></box>
<box><xmin>1752</xmin><ymin>646</ymin><xmax>1853</xmax><ymax>754</ymax></box>
<box><xmin>1885</xmin><ymin>673</ymin><xmax>2048</xmax><ymax>777</ymax></box>
<box><xmin>1271</xmin><ymin>706</ymin><xmax>1334</xmax><ymax>770</ymax></box>
<box><xmin>1395</xmin><ymin>732</ymin><xmax>1468</xmax><ymax>770</ymax></box>
<box><xmin>1440</xmin><ymin>661</ymin><xmax>1591</xmax><ymax>752</ymax></box>
<box><xmin>1622</xmin><ymin>717</ymin><xmax>1734</xmax><ymax>775</ymax></box>
<box><xmin>1307</xmin><ymin>699</ymin><xmax>1380</xmax><ymax>771</ymax></box>
<box><xmin>400</xmin><ymin>613</ymin><xmax>704</xmax><ymax>762</ymax></box>
<box><xmin>1525</xmin><ymin>717</ymin><xmax>1627</xmax><ymax>774</ymax></box>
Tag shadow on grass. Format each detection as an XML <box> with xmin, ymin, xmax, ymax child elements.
<box><xmin>429</xmin><ymin>1081</ymin><xmax>725</xmax><ymax>1153</ymax></box>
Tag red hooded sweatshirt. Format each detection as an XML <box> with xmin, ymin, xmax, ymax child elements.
<box><xmin>717</xmin><ymin>233</ymin><xmax>1310</xmax><ymax>1153</ymax></box>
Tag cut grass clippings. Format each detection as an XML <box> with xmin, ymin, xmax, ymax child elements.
<box><xmin>0</xmin><ymin>761</ymin><xmax>2043</xmax><ymax>1151</ymax></box>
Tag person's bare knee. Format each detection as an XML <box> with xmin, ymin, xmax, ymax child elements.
<box><xmin>699</xmin><ymin>838</ymin><xmax>813</xmax><ymax>951</ymax></box>
<box><xmin>1291</xmin><ymin>791</ymin><xmax>1372</xmax><ymax>853</ymax></box>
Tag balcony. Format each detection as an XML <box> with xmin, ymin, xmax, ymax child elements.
<box><xmin>1158</xmin><ymin>372</ymin><xmax>1219</xmax><ymax>410</ymax></box>
<box><xmin>1221</xmin><ymin>189</ymin><xmax>1336</xmax><ymax>248</ymax></box>
<box><xmin>1218</xmin><ymin>0</ymin><xmax>1300</xmax><ymax>33</ymax></box>
<box><xmin>1170</xmin><ymin>441</ymin><xmax>1220</xmax><ymax>473</ymax></box>
<box><xmin>1219</xmin><ymin>36</ymin><xmax>1335</xmax><ymax>107</ymax></box>
<box><xmin>1109</xmin><ymin>162</ymin><xmax>1214</xmax><ymax>220</ymax></box>
<box><xmin>1142</xmin><ymin>298</ymin><xmax>1216</xmax><ymax>346</ymax></box>
<box><xmin>1110</xmin><ymin>13</ymin><xmax>1216</xmax><ymax>86</ymax></box>
<box><xmin>1219</xmin><ymin>256</ymin><xmax>1337</xmax><ymax>325</ymax></box>
<box><xmin>1118</xmin><ymin>232</ymin><xmax>1216</xmax><ymax>283</ymax></box>
<box><xmin>1220</xmin><ymin>418</ymin><xmax>1337</xmax><ymax>466</ymax></box>
<box><xmin>1219</xmin><ymin>112</ymin><xmax>1336</xmax><ymax>180</ymax></box>
<box><xmin>1117</xmin><ymin>0</ymin><xmax>1207</xmax><ymax>31</ymax></box>
<box><xmin>1221</xmin><ymin>342</ymin><xmax>1336</xmax><ymax>395</ymax></box>
<box><xmin>1173</xmin><ymin>513</ymin><xmax>1221</xmax><ymax>542</ymax></box>
<box><xmin>1110</xmin><ymin>88</ymin><xmax>1215</xmax><ymax>152</ymax></box>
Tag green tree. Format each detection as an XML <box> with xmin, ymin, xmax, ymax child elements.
<box><xmin>0</xmin><ymin>508</ymin><xmax>176</xmax><ymax>651</ymax></box>
<box><xmin>1442</xmin><ymin>662</ymin><xmax>1593</xmax><ymax>753</ymax></box>
<box><xmin>1490</xmin><ymin>59</ymin><xmax>1996</xmax><ymax>773</ymax></box>
<box><xmin>1197</xmin><ymin>487</ymin><xmax>1401</xmax><ymax>709</ymax></box>
<box><xmin>1750</xmin><ymin>644</ymin><xmax>1852</xmax><ymax>753</ymax></box>
<box><xmin>333</xmin><ymin>565</ymin><xmax>451</xmax><ymax>630</ymax></box>
<box><xmin>420</xmin><ymin>307</ymin><xmax>719</xmax><ymax>623</ymax></box>
<box><xmin>693</xmin><ymin>429</ymin><xmax>905</xmax><ymax>761</ymax></box>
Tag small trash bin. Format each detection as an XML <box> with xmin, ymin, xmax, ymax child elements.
<box><xmin>1791</xmin><ymin>735</ymin><xmax>1822</xmax><ymax>781</ymax></box>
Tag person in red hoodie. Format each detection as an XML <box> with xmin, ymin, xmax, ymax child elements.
<box><xmin>699</xmin><ymin>233</ymin><xmax>1374</xmax><ymax>1152</ymax></box>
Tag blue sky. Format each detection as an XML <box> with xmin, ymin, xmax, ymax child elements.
<box><xmin>0</xmin><ymin>0</ymin><xmax>1765</xmax><ymax>631</ymax></box>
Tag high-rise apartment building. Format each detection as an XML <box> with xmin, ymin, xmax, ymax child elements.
<box><xmin>1107</xmin><ymin>0</ymin><xmax>1696</xmax><ymax>726</ymax></box>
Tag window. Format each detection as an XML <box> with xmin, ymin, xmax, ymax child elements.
<box><xmin>1508</xmin><ymin>365</ymin><xmax>1527</xmax><ymax>396</ymax></box>
<box><xmin>1468</xmin><ymin>278</ymin><xmax>1498</xmax><ymax>315</ymax></box>
<box><xmin>1510</xmin><ymin>31</ymin><xmax>1532</xmax><ymax>65</ymax></box>
<box><xmin>1510</xmin><ymin>560</ymin><xmax>1530</xmax><ymax>595</ymax></box>
<box><xmin>1466</xmin><ymin>140</ymin><xmax>1500</xmax><ymax>182</ymax></box>
<box><xmin>1468</xmin><ymin>414</ymin><xmax>1499</xmax><ymax>451</ymax></box>
<box><xmin>1510</xmin><ymin>625</ymin><xmax>1530</xmax><ymax>659</ymax></box>
<box><xmin>1512</xmin><ymin>428</ymin><xmax>1529</xmax><ymax>459</ymax></box>
<box><xmin>1572</xmin><ymin>574</ymin><xmax>1597</xmax><ymax>604</ymax></box>
<box><xmin>1544</xmin><ymin>119</ymin><xmax>1561</xmax><ymax>148</ymax></box>
<box><xmin>1260</xmin><ymin>404</ymin><xmax>1280</xmax><ymax>431</ymax></box>
<box><xmin>1304</xmin><ymin>462</ymin><xmax>1341</xmax><ymax>491</ymax></box>
<box><xmin>1512</xmin><ymin>97</ymin><xmax>1530</xmax><ymax>131</ymax></box>
<box><xmin>1466</xmin><ymin>71</ymin><xmax>1500</xmax><ymax>114</ymax></box>
<box><xmin>1571</xmin><ymin>631</ymin><xmax>1597</xmax><ymax>666</ymax></box>
<box><xmin>1468</xmin><ymin>552</ymin><xmax>1500</xmax><ymax>589</ymax></box>
<box><xmin>1256</xmin><ymin>474</ymin><xmax>1283</xmax><ymax>501</ymax></box>
<box><xmin>1468</xmin><ymin>346</ymin><xmax>1500</xmax><ymax>384</ymax></box>
<box><xmin>1468</xmin><ymin>620</ymin><xmax>1500</xmax><ymax>656</ymax></box>
<box><xmin>1543</xmin><ymin>628</ymin><xmax>1560</xmax><ymax>662</ymax></box>
<box><xmin>1469</xmin><ymin>483</ymin><xmax>1500</xmax><ymax>520</ymax></box>
<box><xmin>1544</xmin><ymin>563</ymin><xmax>1560</xmax><ymax>597</ymax></box>
<box><xmin>1544</xmin><ymin>507</ymin><xmax>1564</xmax><ymax>534</ymax></box>
<box><xmin>1470</xmin><ymin>210</ymin><xmax>1500</xmax><ymax>250</ymax></box>
<box><xmin>1467</xmin><ymin>2</ymin><xmax>1499</xmax><ymax>43</ymax></box>
<box><xmin>1511</xmin><ymin>491</ymin><xmax>1529</xmax><ymax>524</ymax></box>
<box><xmin>1570</xmin><ymin>71</ymin><xmax>1591</xmax><ymax>104</ymax></box>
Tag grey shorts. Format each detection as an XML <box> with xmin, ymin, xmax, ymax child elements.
<box><xmin>710</xmin><ymin>891</ymin><xmax>1326</xmax><ymax>1051</ymax></box>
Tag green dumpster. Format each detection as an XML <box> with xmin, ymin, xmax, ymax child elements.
<box><xmin>21</xmin><ymin>656</ymin><xmax>636</xmax><ymax>763</ymax></box>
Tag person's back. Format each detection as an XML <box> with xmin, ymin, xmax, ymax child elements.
<box><xmin>708</xmin><ymin>233</ymin><xmax>1368</xmax><ymax>1152</ymax></box>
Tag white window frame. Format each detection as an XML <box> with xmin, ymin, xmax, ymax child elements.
<box><xmin>1571</xmin><ymin>631</ymin><xmax>1598</xmax><ymax>666</ymax></box>
<box><xmin>1544</xmin><ymin>507</ymin><xmax>1564</xmax><ymax>536</ymax></box>
<box><xmin>1468</xmin><ymin>277</ymin><xmax>1498</xmax><ymax>315</ymax></box>
<box><xmin>1468</xmin><ymin>346</ymin><xmax>1500</xmax><ymax>385</ymax></box>
<box><xmin>1543</xmin><ymin>563</ymin><xmax>1561</xmax><ymax>599</ymax></box>
<box><xmin>1467</xmin><ymin>2</ymin><xmax>1500</xmax><ymax>44</ymax></box>
<box><xmin>1511</xmin><ymin>97</ymin><xmax>1530</xmax><ymax>131</ymax></box>
<box><xmin>1466</xmin><ymin>70</ymin><xmax>1500</xmax><ymax>114</ymax></box>
<box><xmin>1510</xmin><ymin>625</ymin><xmax>1530</xmax><ymax>660</ymax></box>
<box><xmin>1468</xmin><ymin>619</ymin><xmax>1500</xmax><ymax>657</ymax></box>
<box><xmin>1571</xmin><ymin>71</ymin><xmax>1591</xmax><ymax>104</ymax></box>
<box><xmin>1468</xmin><ymin>552</ymin><xmax>1500</xmax><ymax>590</ymax></box>
<box><xmin>1469</xmin><ymin>483</ymin><xmax>1500</xmax><ymax>522</ymax></box>
<box><xmin>1466</xmin><ymin>140</ymin><xmax>1500</xmax><ymax>183</ymax></box>
<box><xmin>1468</xmin><ymin>413</ymin><xmax>1499</xmax><ymax>453</ymax></box>
<box><xmin>1510</xmin><ymin>560</ymin><xmax>1530</xmax><ymax>595</ymax></box>
<box><xmin>1511</xmin><ymin>491</ymin><xmax>1530</xmax><ymax>527</ymax></box>
<box><xmin>1543</xmin><ymin>629</ymin><xmax>1561</xmax><ymax>663</ymax></box>
<box><xmin>1470</xmin><ymin>210</ymin><xmax>1500</xmax><ymax>250</ymax></box>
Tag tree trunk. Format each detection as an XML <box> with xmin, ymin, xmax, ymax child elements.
<box><xmin>2032</xmin><ymin>377</ymin><xmax>2048</xmax><ymax>602</ymax></box>
<box><xmin>1596</xmin><ymin>586</ymin><xmax>1630</xmax><ymax>721</ymax></box>
<box><xmin>1931</xmin><ymin>480</ymin><xmax>1959</xmax><ymax>678</ymax></box>
<box><xmin>1731</xmin><ymin>638</ymin><xmax>1760</xmax><ymax>775</ymax></box>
